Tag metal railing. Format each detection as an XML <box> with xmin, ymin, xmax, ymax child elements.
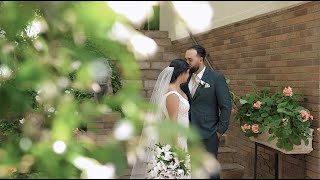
<box><xmin>187</xmin><ymin>30</ymin><xmax>215</xmax><ymax>71</ymax></box>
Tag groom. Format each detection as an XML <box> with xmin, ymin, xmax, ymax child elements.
<box><xmin>181</xmin><ymin>45</ymin><xmax>232</xmax><ymax>179</ymax></box>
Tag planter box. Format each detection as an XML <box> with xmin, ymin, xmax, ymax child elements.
<box><xmin>249</xmin><ymin>128</ymin><xmax>314</xmax><ymax>154</ymax></box>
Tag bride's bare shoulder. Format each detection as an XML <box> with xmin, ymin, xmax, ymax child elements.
<box><xmin>165</xmin><ymin>92</ymin><xmax>179</xmax><ymax>111</ymax></box>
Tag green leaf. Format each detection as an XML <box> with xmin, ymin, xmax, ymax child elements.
<box><xmin>278</xmin><ymin>102</ymin><xmax>288</xmax><ymax>108</ymax></box>
<box><xmin>284</xmin><ymin>142</ymin><xmax>293</xmax><ymax>151</ymax></box>
<box><xmin>267</xmin><ymin>136</ymin><xmax>276</xmax><ymax>142</ymax></box>
<box><xmin>261</xmin><ymin>113</ymin><xmax>268</xmax><ymax>118</ymax></box>
<box><xmin>291</xmin><ymin>137</ymin><xmax>301</xmax><ymax>145</ymax></box>
<box><xmin>268</xmin><ymin>128</ymin><xmax>274</xmax><ymax>134</ymax></box>
<box><xmin>277</xmin><ymin>108</ymin><xmax>286</xmax><ymax>113</ymax></box>
<box><xmin>259</xmin><ymin>125</ymin><xmax>265</xmax><ymax>133</ymax></box>
<box><xmin>240</xmin><ymin>99</ymin><xmax>248</xmax><ymax>105</ymax></box>
<box><xmin>283</xmin><ymin>128</ymin><xmax>292</xmax><ymax>136</ymax></box>
<box><xmin>276</xmin><ymin>140</ymin><xmax>284</xmax><ymax>149</ymax></box>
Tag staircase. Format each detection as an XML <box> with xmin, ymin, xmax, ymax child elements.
<box><xmin>138</xmin><ymin>30</ymin><xmax>180</xmax><ymax>99</ymax></box>
<box><xmin>219</xmin><ymin>134</ymin><xmax>245</xmax><ymax>179</ymax></box>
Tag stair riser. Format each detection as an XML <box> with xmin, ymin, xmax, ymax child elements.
<box><xmin>218</xmin><ymin>153</ymin><xmax>235</xmax><ymax>163</ymax></box>
<box><xmin>221</xmin><ymin>170</ymin><xmax>244</xmax><ymax>179</ymax></box>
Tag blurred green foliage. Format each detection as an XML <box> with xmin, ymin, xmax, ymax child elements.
<box><xmin>0</xmin><ymin>1</ymin><xmax>207</xmax><ymax>179</ymax></box>
<box><xmin>142</xmin><ymin>5</ymin><xmax>160</xmax><ymax>30</ymax></box>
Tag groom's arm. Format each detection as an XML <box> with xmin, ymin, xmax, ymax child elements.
<box><xmin>215</xmin><ymin>73</ymin><xmax>232</xmax><ymax>135</ymax></box>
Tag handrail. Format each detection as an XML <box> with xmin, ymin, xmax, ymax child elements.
<box><xmin>187</xmin><ymin>30</ymin><xmax>215</xmax><ymax>71</ymax></box>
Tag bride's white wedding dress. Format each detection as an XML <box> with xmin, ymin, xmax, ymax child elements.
<box><xmin>163</xmin><ymin>91</ymin><xmax>191</xmax><ymax>179</ymax></box>
<box><xmin>131</xmin><ymin>66</ymin><xmax>191</xmax><ymax>179</ymax></box>
<box><xmin>163</xmin><ymin>91</ymin><xmax>190</xmax><ymax>151</ymax></box>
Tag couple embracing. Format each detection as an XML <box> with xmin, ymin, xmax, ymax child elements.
<box><xmin>131</xmin><ymin>45</ymin><xmax>232</xmax><ymax>179</ymax></box>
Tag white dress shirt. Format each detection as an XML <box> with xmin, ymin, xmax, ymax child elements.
<box><xmin>189</xmin><ymin>66</ymin><xmax>206</xmax><ymax>92</ymax></box>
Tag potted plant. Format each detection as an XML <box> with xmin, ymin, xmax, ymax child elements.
<box><xmin>234</xmin><ymin>86</ymin><xmax>316</xmax><ymax>154</ymax></box>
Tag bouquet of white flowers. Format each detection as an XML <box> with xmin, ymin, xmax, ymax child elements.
<box><xmin>147</xmin><ymin>143</ymin><xmax>191</xmax><ymax>179</ymax></box>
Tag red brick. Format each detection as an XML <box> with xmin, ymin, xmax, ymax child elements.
<box><xmin>294</xmin><ymin>8</ymin><xmax>308</xmax><ymax>17</ymax></box>
<box><xmin>275</xmin><ymin>34</ymin><xmax>288</xmax><ymax>41</ymax></box>
<box><xmin>266</xmin><ymin>61</ymin><xmax>287</xmax><ymax>67</ymax></box>
<box><xmin>300</xmin><ymin>44</ymin><xmax>313</xmax><ymax>51</ymax></box>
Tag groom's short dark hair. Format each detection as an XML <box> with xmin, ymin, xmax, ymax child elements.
<box><xmin>188</xmin><ymin>45</ymin><xmax>206</xmax><ymax>59</ymax></box>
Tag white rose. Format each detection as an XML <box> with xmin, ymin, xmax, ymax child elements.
<box><xmin>157</xmin><ymin>162</ymin><xmax>163</xmax><ymax>171</ymax></box>
<box><xmin>156</xmin><ymin>147</ymin><xmax>162</xmax><ymax>158</ymax></box>
<box><xmin>177</xmin><ymin>169</ymin><xmax>184</xmax><ymax>175</ymax></box>
<box><xmin>163</xmin><ymin>152</ymin><xmax>172</xmax><ymax>161</ymax></box>
<box><xmin>148</xmin><ymin>170</ymin><xmax>155</xmax><ymax>178</ymax></box>
<box><xmin>166</xmin><ymin>172</ymin><xmax>175</xmax><ymax>179</ymax></box>
<box><xmin>164</xmin><ymin>144</ymin><xmax>171</xmax><ymax>152</ymax></box>
<box><xmin>153</xmin><ymin>166</ymin><xmax>159</xmax><ymax>173</ymax></box>
<box><xmin>160</xmin><ymin>161</ymin><xmax>167</xmax><ymax>171</ymax></box>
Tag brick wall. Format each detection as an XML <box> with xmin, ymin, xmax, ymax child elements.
<box><xmin>170</xmin><ymin>1</ymin><xmax>319</xmax><ymax>179</ymax></box>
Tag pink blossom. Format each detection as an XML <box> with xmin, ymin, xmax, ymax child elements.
<box><xmin>253</xmin><ymin>101</ymin><xmax>262</xmax><ymax>109</ymax></box>
<box><xmin>283</xmin><ymin>86</ymin><xmax>293</xmax><ymax>97</ymax></box>
<box><xmin>244</xmin><ymin>124</ymin><xmax>251</xmax><ymax>130</ymax></box>
<box><xmin>252</xmin><ymin>124</ymin><xmax>259</xmax><ymax>133</ymax></box>
<box><xmin>241</xmin><ymin>124</ymin><xmax>251</xmax><ymax>132</ymax></box>
<box><xmin>300</xmin><ymin>110</ymin><xmax>310</xmax><ymax>122</ymax></box>
<box><xmin>317</xmin><ymin>127</ymin><xmax>320</xmax><ymax>132</ymax></box>
<box><xmin>310</xmin><ymin>115</ymin><xmax>313</xmax><ymax>120</ymax></box>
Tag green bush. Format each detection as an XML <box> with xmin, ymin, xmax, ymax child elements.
<box><xmin>0</xmin><ymin>2</ymin><xmax>208</xmax><ymax>178</ymax></box>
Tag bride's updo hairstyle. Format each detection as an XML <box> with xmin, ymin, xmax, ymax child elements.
<box><xmin>169</xmin><ymin>59</ymin><xmax>190</xmax><ymax>83</ymax></box>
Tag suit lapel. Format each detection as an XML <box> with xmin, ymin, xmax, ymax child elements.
<box><xmin>192</xmin><ymin>67</ymin><xmax>210</xmax><ymax>99</ymax></box>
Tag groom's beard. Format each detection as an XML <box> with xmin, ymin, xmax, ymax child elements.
<box><xmin>189</xmin><ymin>65</ymin><xmax>199</xmax><ymax>74</ymax></box>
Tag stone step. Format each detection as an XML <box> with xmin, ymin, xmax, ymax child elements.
<box><xmin>147</xmin><ymin>52</ymin><xmax>164</xmax><ymax>62</ymax></box>
<box><xmin>162</xmin><ymin>52</ymin><xmax>180</xmax><ymax>61</ymax></box>
<box><xmin>219</xmin><ymin>146</ymin><xmax>237</xmax><ymax>153</ymax></box>
<box><xmin>141</xmin><ymin>30</ymin><xmax>169</xmax><ymax>38</ymax></box>
<box><xmin>221</xmin><ymin>163</ymin><xmax>245</xmax><ymax>179</ymax></box>
<box><xmin>153</xmin><ymin>38</ymin><xmax>172</xmax><ymax>47</ymax></box>
<box><xmin>218</xmin><ymin>146</ymin><xmax>237</xmax><ymax>163</ymax></box>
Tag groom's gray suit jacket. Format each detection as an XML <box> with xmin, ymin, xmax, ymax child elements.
<box><xmin>181</xmin><ymin>68</ymin><xmax>232</xmax><ymax>140</ymax></box>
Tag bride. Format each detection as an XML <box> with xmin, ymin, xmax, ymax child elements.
<box><xmin>131</xmin><ymin>59</ymin><xmax>191</xmax><ymax>179</ymax></box>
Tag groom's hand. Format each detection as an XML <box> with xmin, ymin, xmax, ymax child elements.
<box><xmin>217</xmin><ymin>132</ymin><xmax>222</xmax><ymax>140</ymax></box>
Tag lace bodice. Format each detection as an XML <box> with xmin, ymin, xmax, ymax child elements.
<box><xmin>163</xmin><ymin>91</ymin><xmax>190</xmax><ymax>151</ymax></box>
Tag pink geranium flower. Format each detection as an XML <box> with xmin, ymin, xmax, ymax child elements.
<box><xmin>283</xmin><ymin>86</ymin><xmax>293</xmax><ymax>97</ymax></box>
<box><xmin>241</xmin><ymin>124</ymin><xmax>251</xmax><ymax>132</ymax></box>
<box><xmin>252</xmin><ymin>124</ymin><xmax>259</xmax><ymax>133</ymax></box>
<box><xmin>253</xmin><ymin>101</ymin><xmax>262</xmax><ymax>109</ymax></box>
<box><xmin>300</xmin><ymin>110</ymin><xmax>310</xmax><ymax>122</ymax></box>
